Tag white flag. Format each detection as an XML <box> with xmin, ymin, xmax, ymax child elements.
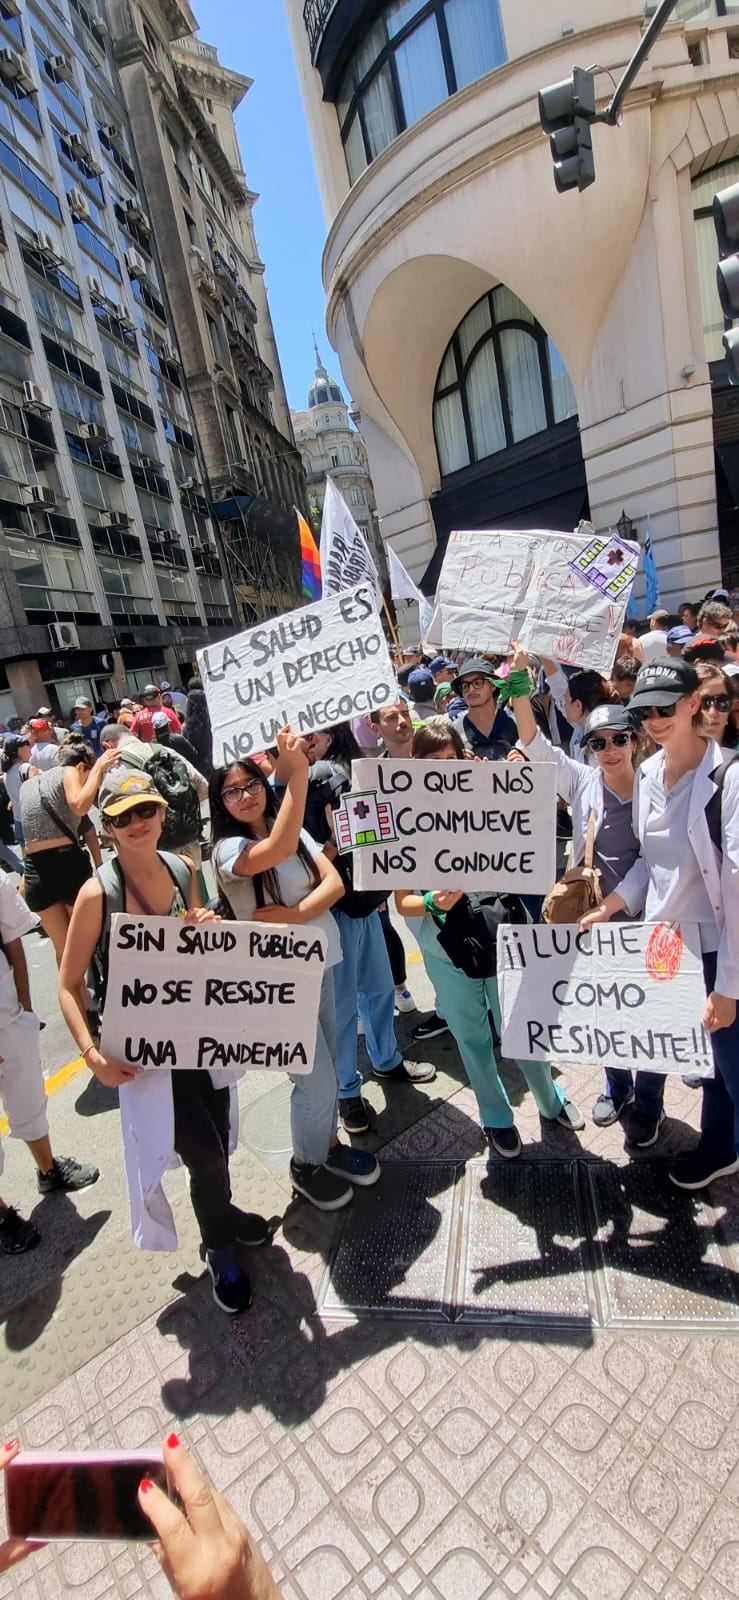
<box><xmin>320</xmin><ymin>477</ymin><xmax>381</xmax><ymax>604</ymax></box>
<box><xmin>388</xmin><ymin>544</ymin><xmax>433</xmax><ymax>640</ymax></box>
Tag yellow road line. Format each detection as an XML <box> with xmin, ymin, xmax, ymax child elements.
<box><xmin>0</xmin><ymin>1055</ymin><xmax>85</xmax><ymax>1137</ymax></box>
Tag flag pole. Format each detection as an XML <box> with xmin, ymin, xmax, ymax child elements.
<box><xmin>382</xmin><ymin>593</ymin><xmax>401</xmax><ymax>650</ymax></box>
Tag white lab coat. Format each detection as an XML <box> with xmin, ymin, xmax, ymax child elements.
<box><xmin>617</xmin><ymin>741</ymin><xmax>739</xmax><ymax>999</ymax></box>
<box><xmin>517</xmin><ymin>727</ymin><xmax>611</xmax><ymax>864</ymax></box>
<box><xmin>119</xmin><ymin>1070</ymin><xmax>241</xmax><ymax>1252</ymax></box>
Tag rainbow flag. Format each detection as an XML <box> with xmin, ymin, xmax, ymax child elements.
<box><xmin>297</xmin><ymin>509</ymin><xmax>322</xmax><ymax>601</ymax></box>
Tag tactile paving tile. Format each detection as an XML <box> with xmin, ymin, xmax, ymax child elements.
<box><xmin>319</xmin><ymin>1161</ymin><xmax>461</xmax><ymax>1320</ymax></box>
<box><xmin>456</xmin><ymin>1159</ymin><xmax>593</xmax><ymax>1325</ymax></box>
<box><xmin>588</xmin><ymin>1161</ymin><xmax>739</xmax><ymax>1326</ymax></box>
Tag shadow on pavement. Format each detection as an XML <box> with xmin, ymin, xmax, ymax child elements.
<box><xmin>74</xmin><ymin>1077</ymin><xmax>120</xmax><ymax>1117</ymax></box>
<box><xmin>1</xmin><ymin>1197</ymin><xmax>110</xmax><ymax>1345</ymax></box>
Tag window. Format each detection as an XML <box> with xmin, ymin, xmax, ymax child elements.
<box><xmin>0</xmin><ymin>136</ymin><xmax>61</xmax><ymax>218</ymax></box>
<box><xmin>433</xmin><ymin>285</ymin><xmax>577</xmax><ymax>476</ymax></box>
<box><xmin>338</xmin><ymin>0</ymin><xmax>506</xmax><ymax>183</ymax></box>
<box><xmin>693</xmin><ymin>159</ymin><xmax>739</xmax><ymax>361</ymax></box>
<box><xmin>8</xmin><ymin>532</ymin><xmax>92</xmax><ymax>615</ymax></box>
<box><xmin>676</xmin><ymin>1</ymin><xmax>739</xmax><ymax>15</ymax></box>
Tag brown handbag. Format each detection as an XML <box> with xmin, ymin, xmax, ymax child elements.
<box><xmin>541</xmin><ymin>811</ymin><xmax>603</xmax><ymax>924</ymax></box>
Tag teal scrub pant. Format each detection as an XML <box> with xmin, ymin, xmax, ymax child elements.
<box><xmin>423</xmin><ymin>949</ymin><xmax>566</xmax><ymax>1130</ymax></box>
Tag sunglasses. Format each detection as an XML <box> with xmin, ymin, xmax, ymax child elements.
<box><xmin>222</xmin><ymin>779</ymin><xmax>264</xmax><ymax>803</ymax></box>
<box><xmin>701</xmin><ymin>694</ymin><xmax>731</xmax><ymax>713</ymax></box>
<box><xmin>634</xmin><ymin>703</ymin><xmax>678</xmax><ymax>722</ymax></box>
<box><xmin>586</xmin><ymin>732</ymin><xmax>632</xmax><ymax>752</ymax></box>
<box><xmin>105</xmin><ymin>801</ymin><xmax>160</xmax><ymax>829</ymax></box>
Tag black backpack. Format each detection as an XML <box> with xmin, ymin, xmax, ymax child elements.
<box><xmin>705</xmin><ymin>754</ymin><xmax>739</xmax><ymax>855</ymax></box>
<box><xmin>432</xmin><ymin>893</ymin><xmax>529</xmax><ymax>980</ymax></box>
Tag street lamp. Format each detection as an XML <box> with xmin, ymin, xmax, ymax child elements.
<box><xmin>617</xmin><ymin>509</ymin><xmax>635</xmax><ymax>544</ymax></box>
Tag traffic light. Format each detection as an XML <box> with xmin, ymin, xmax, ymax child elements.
<box><xmin>538</xmin><ymin>67</ymin><xmax>596</xmax><ymax>193</ymax></box>
<box><xmin>714</xmin><ymin>181</ymin><xmax>739</xmax><ymax>385</ymax></box>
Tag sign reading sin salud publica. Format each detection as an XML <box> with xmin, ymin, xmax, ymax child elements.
<box><xmin>344</xmin><ymin>759</ymin><xmax>557</xmax><ymax>891</ymax></box>
<box><xmin>427</xmin><ymin>528</ymin><xmax>640</xmax><ymax>673</ymax></box>
<box><xmin>196</xmin><ymin>585</ymin><xmax>397</xmax><ymax>765</ymax></box>
<box><xmin>100</xmin><ymin>915</ymin><xmax>327</xmax><ymax>1074</ymax></box>
<box><xmin>497</xmin><ymin>922</ymin><xmax>714</xmax><ymax>1077</ymax></box>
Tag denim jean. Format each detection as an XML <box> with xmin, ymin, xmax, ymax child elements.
<box><xmin>699</xmin><ymin>951</ymin><xmax>739</xmax><ymax>1160</ymax></box>
<box><xmin>333</xmin><ymin>909</ymin><xmax>401</xmax><ymax>1099</ymax></box>
<box><xmin>289</xmin><ymin>967</ymin><xmax>340</xmax><ymax>1162</ymax></box>
<box><xmin>604</xmin><ymin>1068</ymin><xmax>665</xmax><ymax>1120</ymax></box>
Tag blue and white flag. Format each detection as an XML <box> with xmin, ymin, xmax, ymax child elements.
<box><xmin>643</xmin><ymin>516</ymin><xmax>660</xmax><ymax>614</ymax></box>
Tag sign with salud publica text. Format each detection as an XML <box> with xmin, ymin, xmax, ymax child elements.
<box><xmin>196</xmin><ymin>585</ymin><xmax>396</xmax><ymax>765</ymax></box>
<box><xmin>100</xmin><ymin>915</ymin><xmax>327</xmax><ymax>1074</ymax></box>
<box><xmin>426</xmin><ymin>527</ymin><xmax>640</xmax><ymax>673</ymax></box>
<box><xmin>497</xmin><ymin>921</ymin><xmax>713</xmax><ymax>1077</ymax></box>
<box><xmin>344</xmin><ymin>758</ymin><xmax>557</xmax><ymax>891</ymax></box>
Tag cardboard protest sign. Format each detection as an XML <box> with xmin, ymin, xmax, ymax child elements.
<box><xmin>426</xmin><ymin>527</ymin><xmax>640</xmax><ymax>672</ymax></box>
<box><xmin>197</xmin><ymin>585</ymin><xmax>396</xmax><ymax>764</ymax></box>
<box><xmin>497</xmin><ymin>922</ymin><xmax>713</xmax><ymax>1077</ymax></box>
<box><xmin>101</xmin><ymin>915</ymin><xmax>327</xmax><ymax>1074</ymax></box>
<box><xmin>344</xmin><ymin>758</ymin><xmax>557</xmax><ymax>891</ymax></box>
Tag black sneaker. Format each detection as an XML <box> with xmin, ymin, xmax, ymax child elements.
<box><xmin>0</xmin><ymin>1205</ymin><xmax>40</xmax><ymax>1254</ymax></box>
<box><xmin>681</xmin><ymin>1075</ymin><xmax>702</xmax><ymax>1089</ymax></box>
<box><xmin>229</xmin><ymin>1207</ymin><xmax>272</xmax><ymax>1247</ymax></box>
<box><xmin>592</xmin><ymin>1091</ymin><xmax>635</xmax><ymax>1128</ymax></box>
<box><xmin>325</xmin><ymin>1145</ymin><xmax>381</xmax><ymax>1186</ymax></box>
<box><xmin>37</xmin><ymin>1156</ymin><xmax>100</xmax><ymax>1194</ymax></box>
<box><xmin>372</xmin><ymin>1059</ymin><xmax>436</xmax><ymax>1085</ymax></box>
<box><xmin>669</xmin><ymin>1150</ymin><xmax>739</xmax><ymax>1190</ymax></box>
<box><xmin>290</xmin><ymin>1158</ymin><xmax>353</xmax><ymax>1211</ymax></box>
<box><xmin>486</xmin><ymin>1125</ymin><xmax>522</xmax><ymax>1159</ymax></box>
<box><xmin>339</xmin><ymin>1096</ymin><xmax>371</xmax><ymax>1135</ymax></box>
<box><xmin>624</xmin><ymin>1108</ymin><xmax>666</xmax><ymax>1149</ymax></box>
<box><xmin>412</xmin><ymin>1012</ymin><xmax>449</xmax><ymax>1042</ymax></box>
<box><xmin>205</xmin><ymin>1247</ymin><xmax>253</xmax><ymax>1314</ymax></box>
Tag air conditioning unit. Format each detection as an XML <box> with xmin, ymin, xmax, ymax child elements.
<box><xmin>179</xmin><ymin>477</ymin><xmax>196</xmax><ymax>492</ymax></box>
<box><xmin>125</xmin><ymin>248</ymin><xmax>147</xmax><ymax>280</ymax></box>
<box><xmin>159</xmin><ymin>340</ymin><xmax>177</xmax><ymax>363</ymax></box>
<box><xmin>90</xmin><ymin>15</ymin><xmax>107</xmax><ymax>37</ymax></box>
<box><xmin>29</xmin><ymin>484</ymin><xmax>56</xmax><ymax>505</ymax></box>
<box><xmin>34</xmin><ymin>231</ymin><xmax>61</xmax><ymax>263</ymax></box>
<box><xmin>22</xmin><ymin>381</ymin><xmax>51</xmax><ymax>413</ymax></box>
<box><xmin>47</xmin><ymin>53</ymin><xmax>73</xmax><ymax>83</ymax></box>
<box><xmin>126</xmin><ymin>203</ymin><xmax>150</xmax><ymax>231</ymax></box>
<box><xmin>117</xmin><ymin>313</ymin><xmax>137</xmax><ymax>334</ymax></box>
<box><xmin>0</xmin><ymin>48</ymin><xmax>26</xmax><ymax>84</ymax></box>
<box><xmin>87</xmin><ymin>156</ymin><xmax>104</xmax><ymax>177</ymax></box>
<box><xmin>80</xmin><ymin>422</ymin><xmax>109</xmax><ymax>441</ymax></box>
<box><xmin>48</xmin><ymin>621</ymin><xmax>79</xmax><ymax>650</ymax></box>
<box><xmin>100</xmin><ymin>123</ymin><xmax>121</xmax><ymax>146</ymax></box>
<box><xmin>87</xmin><ymin>274</ymin><xmax>105</xmax><ymax>299</ymax></box>
<box><xmin>108</xmin><ymin>509</ymin><xmax>130</xmax><ymax>528</ymax></box>
<box><xmin>68</xmin><ymin>188</ymin><xmax>90</xmax><ymax>220</ymax></box>
<box><xmin>69</xmin><ymin>133</ymin><xmax>89</xmax><ymax>162</ymax></box>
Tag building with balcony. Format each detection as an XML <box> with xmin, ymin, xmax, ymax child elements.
<box><xmin>291</xmin><ymin>341</ymin><xmax>381</xmax><ymax>558</ymax></box>
<box><xmin>0</xmin><ymin>0</ymin><xmax>237</xmax><ymax>722</ymax></box>
<box><xmin>110</xmin><ymin>3</ymin><xmax>308</xmax><ymax>625</ymax></box>
<box><xmin>285</xmin><ymin>0</ymin><xmax>739</xmax><ymax>613</ymax></box>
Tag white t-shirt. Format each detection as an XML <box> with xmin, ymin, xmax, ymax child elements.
<box><xmin>213</xmin><ymin>827</ymin><xmax>342</xmax><ymax>967</ymax></box>
<box><xmin>639</xmin><ymin>630</ymin><xmax>669</xmax><ymax>662</ymax></box>
<box><xmin>30</xmin><ymin>740</ymin><xmax>59</xmax><ymax>772</ymax></box>
<box><xmin>0</xmin><ymin>878</ymin><xmax>38</xmax><ymax>1028</ymax></box>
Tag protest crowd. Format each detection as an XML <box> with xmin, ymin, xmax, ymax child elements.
<box><xmin>3</xmin><ymin>509</ymin><xmax>739</xmax><ymax>1595</ymax></box>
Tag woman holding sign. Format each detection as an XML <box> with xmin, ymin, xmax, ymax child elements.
<box><xmin>210</xmin><ymin>729</ymin><xmax>380</xmax><ymax>1210</ymax></box>
<box><xmin>394</xmin><ymin>718</ymin><xmax>583</xmax><ymax>1159</ymax></box>
<box><xmin>582</xmin><ymin>657</ymin><xmax>739</xmax><ymax>1192</ymax></box>
<box><xmin>508</xmin><ymin>643</ymin><xmax>666</xmax><ymax>1149</ymax></box>
<box><xmin>59</xmin><ymin>767</ymin><xmax>258</xmax><ymax>1317</ymax></box>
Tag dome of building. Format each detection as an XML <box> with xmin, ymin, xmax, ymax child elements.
<box><xmin>308</xmin><ymin>340</ymin><xmax>344</xmax><ymax>409</ymax></box>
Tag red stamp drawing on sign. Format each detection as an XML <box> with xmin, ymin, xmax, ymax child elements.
<box><xmin>645</xmin><ymin>923</ymin><xmax>684</xmax><ymax>982</ymax></box>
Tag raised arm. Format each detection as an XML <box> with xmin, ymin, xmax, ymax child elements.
<box><xmin>229</xmin><ymin>727</ymin><xmax>309</xmax><ymax>877</ymax></box>
<box><xmin>62</xmin><ymin>747</ymin><xmax>120</xmax><ymax>816</ymax></box>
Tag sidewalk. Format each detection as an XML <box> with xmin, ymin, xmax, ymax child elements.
<box><xmin>3</xmin><ymin>1018</ymin><xmax>739</xmax><ymax>1597</ymax></box>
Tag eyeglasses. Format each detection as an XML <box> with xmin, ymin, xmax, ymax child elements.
<box><xmin>586</xmin><ymin>733</ymin><xmax>632</xmax><ymax>752</ymax></box>
<box><xmin>701</xmin><ymin>694</ymin><xmax>731</xmax><ymax>713</ymax></box>
<box><xmin>634</xmin><ymin>703</ymin><xmax>678</xmax><ymax>722</ymax></box>
<box><xmin>105</xmin><ymin>801</ymin><xmax>160</xmax><ymax>830</ymax></box>
<box><xmin>222</xmin><ymin>779</ymin><xmax>264</xmax><ymax>803</ymax></box>
<box><xmin>461</xmin><ymin>677</ymin><xmax>490</xmax><ymax>692</ymax></box>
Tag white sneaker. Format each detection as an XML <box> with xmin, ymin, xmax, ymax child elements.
<box><xmin>395</xmin><ymin>987</ymin><xmax>417</xmax><ymax>1014</ymax></box>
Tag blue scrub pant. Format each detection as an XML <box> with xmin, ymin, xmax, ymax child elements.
<box><xmin>333</xmin><ymin>908</ymin><xmax>402</xmax><ymax>1099</ymax></box>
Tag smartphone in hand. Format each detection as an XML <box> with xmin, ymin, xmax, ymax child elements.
<box><xmin>6</xmin><ymin>1450</ymin><xmax>171</xmax><ymax>1542</ymax></box>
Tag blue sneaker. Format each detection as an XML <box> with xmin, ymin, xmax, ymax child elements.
<box><xmin>205</xmin><ymin>1247</ymin><xmax>253</xmax><ymax>1314</ymax></box>
<box><xmin>326</xmin><ymin>1144</ymin><xmax>381</xmax><ymax>1187</ymax></box>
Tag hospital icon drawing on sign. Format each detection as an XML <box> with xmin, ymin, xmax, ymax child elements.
<box><xmin>335</xmin><ymin>791</ymin><xmax>398</xmax><ymax>852</ymax></box>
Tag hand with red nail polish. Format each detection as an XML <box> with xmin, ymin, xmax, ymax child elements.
<box><xmin>0</xmin><ymin>1439</ymin><xmax>45</xmax><ymax>1575</ymax></box>
<box><xmin>139</xmin><ymin>1434</ymin><xmax>282</xmax><ymax>1598</ymax></box>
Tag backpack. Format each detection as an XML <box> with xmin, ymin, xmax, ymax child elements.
<box><xmin>118</xmin><ymin>745</ymin><xmax>202</xmax><ymax>850</ymax></box>
<box><xmin>541</xmin><ymin>811</ymin><xmax>603</xmax><ymax>925</ymax></box>
<box><xmin>431</xmin><ymin>893</ymin><xmax>528</xmax><ymax>979</ymax></box>
<box><xmin>705</xmin><ymin>754</ymin><xmax>739</xmax><ymax>854</ymax></box>
<box><xmin>90</xmin><ymin>850</ymin><xmax>192</xmax><ymax>1009</ymax></box>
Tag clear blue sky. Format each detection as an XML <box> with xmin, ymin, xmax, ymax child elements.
<box><xmin>195</xmin><ymin>0</ymin><xmax>333</xmax><ymax>414</ymax></box>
